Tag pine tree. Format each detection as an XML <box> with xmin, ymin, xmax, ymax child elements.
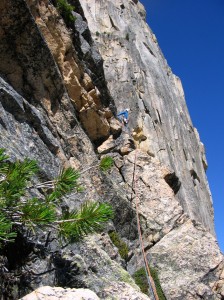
<box><xmin>0</xmin><ymin>149</ymin><xmax>114</xmax><ymax>246</ymax></box>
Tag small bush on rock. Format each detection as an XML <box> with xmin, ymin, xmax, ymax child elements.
<box><xmin>56</xmin><ymin>0</ymin><xmax>76</xmax><ymax>24</ymax></box>
<box><xmin>109</xmin><ymin>231</ymin><xmax>129</xmax><ymax>261</ymax></box>
<box><xmin>133</xmin><ymin>267</ymin><xmax>148</xmax><ymax>295</ymax></box>
<box><xmin>100</xmin><ymin>156</ymin><xmax>114</xmax><ymax>172</ymax></box>
<box><xmin>133</xmin><ymin>266</ymin><xmax>166</xmax><ymax>300</ymax></box>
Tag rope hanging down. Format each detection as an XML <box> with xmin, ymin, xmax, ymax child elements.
<box><xmin>133</xmin><ymin>149</ymin><xmax>159</xmax><ymax>300</ymax></box>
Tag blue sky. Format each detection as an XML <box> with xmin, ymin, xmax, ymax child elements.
<box><xmin>140</xmin><ymin>0</ymin><xmax>224</xmax><ymax>251</ymax></box>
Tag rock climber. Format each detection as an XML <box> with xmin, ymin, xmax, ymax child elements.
<box><xmin>117</xmin><ymin>108</ymin><xmax>130</xmax><ymax>126</ymax></box>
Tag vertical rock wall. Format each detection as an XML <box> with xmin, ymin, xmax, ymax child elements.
<box><xmin>0</xmin><ymin>1</ymin><xmax>148</xmax><ymax>299</ymax></box>
<box><xmin>79</xmin><ymin>0</ymin><xmax>214</xmax><ymax>234</ymax></box>
<box><xmin>0</xmin><ymin>1</ymin><xmax>223</xmax><ymax>299</ymax></box>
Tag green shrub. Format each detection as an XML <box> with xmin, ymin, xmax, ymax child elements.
<box><xmin>133</xmin><ymin>266</ymin><xmax>166</xmax><ymax>300</ymax></box>
<box><xmin>56</xmin><ymin>0</ymin><xmax>76</xmax><ymax>24</ymax></box>
<box><xmin>133</xmin><ymin>267</ymin><xmax>149</xmax><ymax>295</ymax></box>
<box><xmin>109</xmin><ymin>231</ymin><xmax>129</xmax><ymax>261</ymax></box>
<box><xmin>96</xmin><ymin>31</ymin><xmax>100</xmax><ymax>37</ymax></box>
<box><xmin>150</xmin><ymin>267</ymin><xmax>167</xmax><ymax>300</ymax></box>
<box><xmin>125</xmin><ymin>33</ymin><xmax>129</xmax><ymax>41</ymax></box>
<box><xmin>0</xmin><ymin>148</ymin><xmax>114</xmax><ymax>246</ymax></box>
<box><xmin>100</xmin><ymin>156</ymin><xmax>114</xmax><ymax>172</ymax></box>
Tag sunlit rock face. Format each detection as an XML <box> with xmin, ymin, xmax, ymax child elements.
<box><xmin>79</xmin><ymin>0</ymin><xmax>214</xmax><ymax>234</ymax></box>
<box><xmin>0</xmin><ymin>1</ymin><xmax>149</xmax><ymax>299</ymax></box>
<box><xmin>20</xmin><ymin>286</ymin><xmax>100</xmax><ymax>300</ymax></box>
<box><xmin>0</xmin><ymin>0</ymin><xmax>119</xmax><ymax>143</ymax></box>
<box><xmin>0</xmin><ymin>0</ymin><xmax>223</xmax><ymax>300</ymax></box>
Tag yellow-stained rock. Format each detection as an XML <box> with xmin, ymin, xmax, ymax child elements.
<box><xmin>80</xmin><ymin>108</ymin><xmax>110</xmax><ymax>141</ymax></box>
<box><xmin>82</xmin><ymin>73</ymin><xmax>94</xmax><ymax>91</ymax></box>
<box><xmin>97</xmin><ymin>135</ymin><xmax>115</xmax><ymax>154</ymax></box>
<box><xmin>26</xmin><ymin>0</ymin><xmax>114</xmax><ymax>142</ymax></box>
<box><xmin>132</xmin><ymin>126</ymin><xmax>147</xmax><ymax>144</ymax></box>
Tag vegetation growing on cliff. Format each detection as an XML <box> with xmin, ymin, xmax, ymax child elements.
<box><xmin>109</xmin><ymin>231</ymin><xmax>129</xmax><ymax>261</ymax></box>
<box><xmin>0</xmin><ymin>149</ymin><xmax>113</xmax><ymax>246</ymax></box>
<box><xmin>133</xmin><ymin>266</ymin><xmax>166</xmax><ymax>300</ymax></box>
<box><xmin>100</xmin><ymin>156</ymin><xmax>114</xmax><ymax>172</ymax></box>
<box><xmin>55</xmin><ymin>0</ymin><xmax>76</xmax><ymax>24</ymax></box>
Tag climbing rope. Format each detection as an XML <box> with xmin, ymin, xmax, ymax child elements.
<box><xmin>133</xmin><ymin>148</ymin><xmax>159</xmax><ymax>300</ymax></box>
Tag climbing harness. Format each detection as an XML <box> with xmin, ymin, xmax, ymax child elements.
<box><xmin>132</xmin><ymin>149</ymin><xmax>159</xmax><ymax>300</ymax></box>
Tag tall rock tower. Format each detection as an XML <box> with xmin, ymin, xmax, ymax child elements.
<box><xmin>79</xmin><ymin>0</ymin><xmax>214</xmax><ymax>234</ymax></box>
<box><xmin>0</xmin><ymin>0</ymin><xmax>223</xmax><ymax>299</ymax></box>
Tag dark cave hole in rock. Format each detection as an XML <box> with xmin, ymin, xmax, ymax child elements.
<box><xmin>164</xmin><ymin>172</ymin><xmax>181</xmax><ymax>194</ymax></box>
<box><xmin>0</xmin><ymin>232</ymin><xmax>34</xmax><ymax>270</ymax></box>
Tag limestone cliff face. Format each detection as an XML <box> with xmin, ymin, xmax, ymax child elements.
<box><xmin>79</xmin><ymin>0</ymin><xmax>214</xmax><ymax>234</ymax></box>
<box><xmin>0</xmin><ymin>0</ymin><xmax>223</xmax><ymax>300</ymax></box>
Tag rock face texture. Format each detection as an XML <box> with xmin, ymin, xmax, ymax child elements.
<box><xmin>106</xmin><ymin>150</ymin><xmax>223</xmax><ymax>299</ymax></box>
<box><xmin>0</xmin><ymin>0</ymin><xmax>223</xmax><ymax>300</ymax></box>
<box><xmin>20</xmin><ymin>286</ymin><xmax>100</xmax><ymax>300</ymax></box>
<box><xmin>79</xmin><ymin>0</ymin><xmax>214</xmax><ymax>234</ymax></box>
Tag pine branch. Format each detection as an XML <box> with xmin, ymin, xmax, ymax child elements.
<box><xmin>35</xmin><ymin>180</ymin><xmax>55</xmax><ymax>189</ymax></box>
<box><xmin>0</xmin><ymin>213</ymin><xmax>17</xmax><ymax>243</ymax></box>
<box><xmin>0</xmin><ymin>158</ymin><xmax>39</xmax><ymax>206</ymax></box>
<box><xmin>79</xmin><ymin>164</ymin><xmax>98</xmax><ymax>175</ymax></box>
<box><xmin>0</xmin><ymin>148</ymin><xmax>9</xmax><ymax>163</ymax></box>
<box><xmin>0</xmin><ymin>149</ymin><xmax>114</xmax><ymax>248</ymax></box>
<box><xmin>58</xmin><ymin>201</ymin><xmax>114</xmax><ymax>241</ymax></box>
<box><xmin>21</xmin><ymin>198</ymin><xmax>56</xmax><ymax>226</ymax></box>
<box><xmin>46</xmin><ymin>167</ymin><xmax>80</xmax><ymax>202</ymax></box>
<box><xmin>0</xmin><ymin>149</ymin><xmax>10</xmax><ymax>179</ymax></box>
<box><xmin>56</xmin><ymin>167</ymin><xmax>80</xmax><ymax>192</ymax></box>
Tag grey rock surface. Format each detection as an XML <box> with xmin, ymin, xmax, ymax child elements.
<box><xmin>79</xmin><ymin>0</ymin><xmax>215</xmax><ymax>234</ymax></box>
<box><xmin>20</xmin><ymin>284</ymin><xmax>150</xmax><ymax>300</ymax></box>
<box><xmin>20</xmin><ymin>286</ymin><xmax>100</xmax><ymax>300</ymax></box>
<box><xmin>0</xmin><ymin>0</ymin><xmax>223</xmax><ymax>300</ymax></box>
<box><xmin>0</xmin><ymin>1</ymin><xmax>150</xmax><ymax>299</ymax></box>
<box><xmin>116</xmin><ymin>150</ymin><xmax>223</xmax><ymax>299</ymax></box>
<box><xmin>149</xmin><ymin>220</ymin><xmax>223</xmax><ymax>300</ymax></box>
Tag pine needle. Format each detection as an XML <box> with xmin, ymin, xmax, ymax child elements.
<box><xmin>46</xmin><ymin>167</ymin><xmax>80</xmax><ymax>202</ymax></box>
<box><xmin>21</xmin><ymin>198</ymin><xmax>56</xmax><ymax>226</ymax></box>
<box><xmin>0</xmin><ymin>213</ymin><xmax>17</xmax><ymax>243</ymax></box>
<box><xmin>58</xmin><ymin>201</ymin><xmax>114</xmax><ymax>241</ymax></box>
<box><xmin>0</xmin><ymin>148</ymin><xmax>9</xmax><ymax>163</ymax></box>
<box><xmin>0</xmin><ymin>150</ymin><xmax>114</xmax><ymax>247</ymax></box>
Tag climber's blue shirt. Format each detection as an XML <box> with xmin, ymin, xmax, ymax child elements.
<box><xmin>117</xmin><ymin>110</ymin><xmax>129</xmax><ymax>120</ymax></box>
